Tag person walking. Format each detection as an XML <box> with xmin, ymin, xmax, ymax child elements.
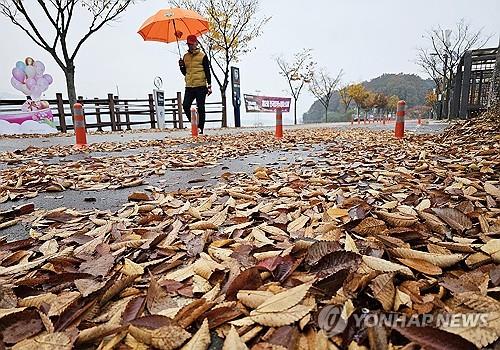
<box><xmin>179</xmin><ymin>35</ymin><xmax>212</xmax><ymax>134</ymax></box>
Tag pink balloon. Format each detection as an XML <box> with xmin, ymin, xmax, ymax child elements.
<box><xmin>26</xmin><ymin>78</ymin><xmax>37</xmax><ymax>90</ymax></box>
<box><xmin>42</xmin><ymin>74</ymin><xmax>53</xmax><ymax>85</ymax></box>
<box><xmin>12</xmin><ymin>68</ymin><xmax>26</xmax><ymax>83</ymax></box>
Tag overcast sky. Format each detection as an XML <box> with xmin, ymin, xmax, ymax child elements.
<box><xmin>1</xmin><ymin>0</ymin><xmax>499</xmax><ymax>126</ymax></box>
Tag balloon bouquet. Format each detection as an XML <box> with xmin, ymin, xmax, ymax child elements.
<box><xmin>11</xmin><ymin>57</ymin><xmax>53</xmax><ymax>100</ymax></box>
<box><xmin>1</xmin><ymin>57</ymin><xmax>57</xmax><ymax>133</ymax></box>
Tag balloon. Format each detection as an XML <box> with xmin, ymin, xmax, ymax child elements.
<box><xmin>26</xmin><ymin>77</ymin><xmax>37</xmax><ymax>90</ymax></box>
<box><xmin>21</xmin><ymin>84</ymin><xmax>32</xmax><ymax>96</ymax></box>
<box><xmin>37</xmin><ymin>77</ymin><xmax>49</xmax><ymax>90</ymax></box>
<box><xmin>16</xmin><ymin>61</ymin><xmax>26</xmax><ymax>72</ymax></box>
<box><xmin>35</xmin><ymin>72</ymin><xmax>43</xmax><ymax>79</ymax></box>
<box><xmin>11</xmin><ymin>77</ymin><xmax>23</xmax><ymax>91</ymax></box>
<box><xmin>42</xmin><ymin>74</ymin><xmax>53</xmax><ymax>85</ymax></box>
<box><xmin>25</xmin><ymin>57</ymin><xmax>34</xmax><ymax>66</ymax></box>
<box><xmin>25</xmin><ymin>66</ymin><xmax>36</xmax><ymax>78</ymax></box>
<box><xmin>30</xmin><ymin>86</ymin><xmax>42</xmax><ymax>99</ymax></box>
<box><xmin>12</xmin><ymin>68</ymin><xmax>26</xmax><ymax>82</ymax></box>
<box><xmin>34</xmin><ymin>61</ymin><xmax>45</xmax><ymax>75</ymax></box>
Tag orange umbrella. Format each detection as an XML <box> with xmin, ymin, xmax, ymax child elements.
<box><xmin>138</xmin><ymin>8</ymin><xmax>209</xmax><ymax>57</ymax></box>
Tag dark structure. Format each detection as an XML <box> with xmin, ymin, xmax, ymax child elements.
<box><xmin>450</xmin><ymin>46</ymin><xmax>499</xmax><ymax>118</ymax></box>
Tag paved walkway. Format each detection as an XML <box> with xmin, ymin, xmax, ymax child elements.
<box><xmin>0</xmin><ymin>121</ymin><xmax>450</xmax><ymax>152</ymax></box>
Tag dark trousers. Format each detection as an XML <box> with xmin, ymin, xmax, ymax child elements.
<box><xmin>183</xmin><ymin>86</ymin><xmax>208</xmax><ymax>131</ymax></box>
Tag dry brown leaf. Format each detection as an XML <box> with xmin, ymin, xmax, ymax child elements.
<box><xmin>122</xmin><ymin>258</ymin><xmax>145</xmax><ymax>276</ymax></box>
<box><xmin>353</xmin><ymin>217</ymin><xmax>387</xmax><ymax>236</ymax></box>
<box><xmin>287</xmin><ymin>215</ymin><xmax>309</xmax><ymax>233</ymax></box>
<box><xmin>370</xmin><ymin>273</ymin><xmax>395</xmax><ymax>311</ymax></box>
<box><xmin>391</xmin><ymin>247</ymin><xmax>464</xmax><ymax>268</ymax></box>
<box><xmin>362</xmin><ymin>255</ymin><xmax>413</xmax><ymax>277</ymax></box>
<box><xmin>256</xmin><ymin>282</ymin><xmax>312</xmax><ymax>313</ymax></box>
<box><xmin>484</xmin><ymin>182</ymin><xmax>500</xmax><ymax>198</ymax></box>
<box><xmin>12</xmin><ymin>332</ymin><xmax>72</xmax><ymax>350</ymax></box>
<box><xmin>397</xmin><ymin>258</ymin><xmax>443</xmax><ymax>276</ymax></box>
<box><xmin>431</xmin><ymin>207</ymin><xmax>473</xmax><ymax>232</ymax></box>
<box><xmin>181</xmin><ymin>318</ymin><xmax>211</xmax><ymax>350</ymax></box>
<box><xmin>250</xmin><ymin>304</ymin><xmax>313</xmax><ymax>327</ymax></box>
<box><xmin>481</xmin><ymin>239</ymin><xmax>500</xmax><ymax>263</ymax></box>
<box><xmin>376</xmin><ymin>211</ymin><xmax>418</xmax><ymax>227</ymax></box>
<box><xmin>237</xmin><ymin>290</ymin><xmax>275</xmax><ymax>309</ymax></box>
<box><xmin>222</xmin><ymin>326</ymin><xmax>248</xmax><ymax>350</ymax></box>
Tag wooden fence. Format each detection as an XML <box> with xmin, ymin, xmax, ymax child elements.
<box><xmin>0</xmin><ymin>92</ymin><xmax>223</xmax><ymax>132</ymax></box>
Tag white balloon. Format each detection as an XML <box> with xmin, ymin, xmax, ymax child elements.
<box><xmin>25</xmin><ymin>66</ymin><xmax>36</xmax><ymax>78</ymax></box>
<box><xmin>21</xmin><ymin>84</ymin><xmax>31</xmax><ymax>96</ymax></box>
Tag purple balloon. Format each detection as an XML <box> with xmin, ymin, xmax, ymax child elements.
<box><xmin>11</xmin><ymin>77</ymin><xmax>23</xmax><ymax>91</ymax></box>
<box><xmin>37</xmin><ymin>77</ymin><xmax>49</xmax><ymax>90</ymax></box>
<box><xmin>12</xmin><ymin>68</ymin><xmax>26</xmax><ymax>83</ymax></box>
<box><xmin>26</xmin><ymin>78</ymin><xmax>37</xmax><ymax>90</ymax></box>
<box><xmin>25</xmin><ymin>66</ymin><xmax>36</xmax><ymax>79</ymax></box>
<box><xmin>30</xmin><ymin>85</ymin><xmax>42</xmax><ymax>99</ymax></box>
<box><xmin>42</xmin><ymin>74</ymin><xmax>53</xmax><ymax>85</ymax></box>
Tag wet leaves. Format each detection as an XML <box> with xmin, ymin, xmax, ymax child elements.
<box><xmin>0</xmin><ymin>121</ymin><xmax>499</xmax><ymax>348</ymax></box>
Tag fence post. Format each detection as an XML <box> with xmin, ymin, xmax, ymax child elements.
<box><xmin>172</xmin><ymin>98</ymin><xmax>178</xmax><ymax>129</ymax></box>
<box><xmin>114</xmin><ymin>95</ymin><xmax>121</xmax><ymax>131</ymax></box>
<box><xmin>94</xmin><ymin>97</ymin><xmax>103</xmax><ymax>132</ymax></box>
<box><xmin>191</xmin><ymin>107</ymin><xmax>198</xmax><ymax>137</ymax></box>
<box><xmin>124</xmin><ymin>101</ymin><xmax>131</xmax><ymax>130</ymax></box>
<box><xmin>56</xmin><ymin>93</ymin><xmax>67</xmax><ymax>133</ymax></box>
<box><xmin>148</xmin><ymin>93</ymin><xmax>156</xmax><ymax>129</ymax></box>
<box><xmin>177</xmin><ymin>92</ymin><xmax>184</xmax><ymax>129</ymax></box>
<box><xmin>108</xmin><ymin>93</ymin><xmax>117</xmax><ymax>131</ymax></box>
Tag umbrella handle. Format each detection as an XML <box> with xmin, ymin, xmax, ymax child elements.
<box><xmin>172</xmin><ymin>19</ymin><xmax>182</xmax><ymax>58</ymax></box>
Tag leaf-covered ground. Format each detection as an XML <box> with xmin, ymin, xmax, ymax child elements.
<box><xmin>0</xmin><ymin>119</ymin><xmax>499</xmax><ymax>349</ymax></box>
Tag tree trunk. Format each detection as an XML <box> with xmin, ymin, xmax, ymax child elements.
<box><xmin>294</xmin><ymin>99</ymin><xmax>297</xmax><ymax>125</ymax></box>
<box><xmin>64</xmin><ymin>64</ymin><xmax>77</xmax><ymax>112</ymax></box>
<box><xmin>324</xmin><ymin>107</ymin><xmax>328</xmax><ymax>123</ymax></box>
<box><xmin>221</xmin><ymin>90</ymin><xmax>227</xmax><ymax>128</ymax></box>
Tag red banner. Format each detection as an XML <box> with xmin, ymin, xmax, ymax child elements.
<box><xmin>243</xmin><ymin>94</ymin><xmax>291</xmax><ymax>113</ymax></box>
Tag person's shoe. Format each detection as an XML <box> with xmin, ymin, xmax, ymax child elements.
<box><xmin>199</xmin><ymin>128</ymin><xmax>204</xmax><ymax>135</ymax></box>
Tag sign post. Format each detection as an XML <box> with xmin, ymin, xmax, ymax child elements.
<box><xmin>153</xmin><ymin>77</ymin><xmax>165</xmax><ymax>129</ymax></box>
<box><xmin>231</xmin><ymin>67</ymin><xmax>241</xmax><ymax>127</ymax></box>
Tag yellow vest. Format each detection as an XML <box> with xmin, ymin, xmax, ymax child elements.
<box><xmin>183</xmin><ymin>50</ymin><xmax>207</xmax><ymax>88</ymax></box>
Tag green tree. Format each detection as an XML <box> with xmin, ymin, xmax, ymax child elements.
<box><xmin>276</xmin><ymin>49</ymin><xmax>315</xmax><ymax>125</ymax></box>
<box><xmin>171</xmin><ymin>0</ymin><xmax>270</xmax><ymax>127</ymax></box>
<box><xmin>387</xmin><ymin>95</ymin><xmax>400</xmax><ymax>113</ymax></box>
<box><xmin>0</xmin><ymin>0</ymin><xmax>138</xmax><ymax>107</ymax></box>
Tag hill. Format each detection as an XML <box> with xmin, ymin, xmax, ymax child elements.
<box><xmin>303</xmin><ymin>73</ymin><xmax>434</xmax><ymax>123</ymax></box>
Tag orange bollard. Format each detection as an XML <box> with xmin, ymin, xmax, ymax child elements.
<box><xmin>363</xmin><ymin>114</ymin><xmax>366</xmax><ymax>124</ymax></box>
<box><xmin>190</xmin><ymin>107</ymin><xmax>199</xmax><ymax>138</ymax></box>
<box><xmin>395</xmin><ymin>100</ymin><xmax>406</xmax><ymax>139</ymax></box>
<box><xmin>417</xmin><ymin>117</ymin><xmax>421</xmax><ymax>125</ymax></box>
<box><xmin>275</xmin><ymin>108</ymin><xmax>283</xmax><ymax>139</ymax></box>
<box><xmin>351</xmin><ymin>115</ymin><xmax>353</xmax><ymax>125</ymax></box>
<box><xmin>73</xmin><ymin>103</ymin><xmax>87</xmax><ymax>148</ymax></box>
<box><xmin>383</xmin><ymin>115</ymin><xmax>386</xmax><ymax>125</ymax></box>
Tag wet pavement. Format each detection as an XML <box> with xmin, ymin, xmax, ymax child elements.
<box><xmin>0</xmin><ymin>146</ymin><xmax>318</xmax><ymax>240</ymax></box>
<box><xmin>0</xmin><ymin>121</ymin><xmax>449</xmax><ymax>153</ymax></box>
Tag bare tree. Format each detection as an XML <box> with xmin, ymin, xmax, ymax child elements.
<box><xmin>416</xmin><ymin>19</ymin><xmax>491</xmax><ymax>118</ymax></box>
<box><xmin>276</xmin><ymin>49</ymin><xmax>315</xmax><ymax>125</ymax></box>
<box><xmin>0</xmin><ymin>1</ymin><xmax>138</xmax><ymax>107</ymax></box>
<box><xmin>309</xmin><ymin>68</ymin><xmax>342</xmax><ymax>123</ymax></box>
<box><xmin>171</xmin><ymin>0</ymin><xmax>269</xmax><ymax>127</ymax></box>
